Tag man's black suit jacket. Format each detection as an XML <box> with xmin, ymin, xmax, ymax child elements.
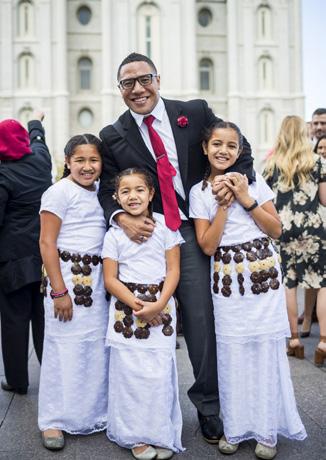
<box><xmin>99</xmin><ymin>98</ymin><xmax>254</xmax><ymax>225</ymax></box>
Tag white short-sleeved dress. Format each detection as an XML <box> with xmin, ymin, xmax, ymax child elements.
<box><xmin>38</xmin><ymin>178</ymin><xmax>109</xmax><ymax>434</ymax></box>
<box><xmin>189</xmin><ymin>173</ymin><xmax>306</xmax><ymax>447</ymax></box>
<box><xmin>102</xmin><ymin>213</ymin><xmax>184</xmax><ymax>453</ymax></box>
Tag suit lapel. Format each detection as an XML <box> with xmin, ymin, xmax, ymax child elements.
<box><xmin>119</xmin><ymin>112</ymin><xmax>157</xmax><ymax>175</ymax></box>
<box><xmin>118</xmin><ymin>102</ymin><xmax>190</xmax><ymax>186</ymax></box>
<box><xmin>164</xmin><ymin>99</ymin><xmax>189</xmax><ymax>189</ymax></box>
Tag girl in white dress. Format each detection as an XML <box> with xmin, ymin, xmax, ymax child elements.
<box><xmin>38</xmin><ymin>134</ymin><xmax>109</xmax><ymax>450</ymax></box>
<box><xmin>189</xmin><ymin>121</ymin><xmax>306</xmax><ymax>460</ymax></box>
<box><xmin>102</xmin><ymin>168</ymin><xmax>184</xmax><ymax>460</ymax></box>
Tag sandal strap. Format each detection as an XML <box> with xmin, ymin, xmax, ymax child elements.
<box><xmin>320</xmin><ymin>336</ymin><xmax>326</xmax><ymax>342</ymax></box>
<box><xmin>290</xmin><ymin>333</ymin><xmax>299</xmax><ymax>339</ymax></box>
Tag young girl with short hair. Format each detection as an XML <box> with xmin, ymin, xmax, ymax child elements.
<box><xmin>38</xmin><ymin>134</ymin><xmax>108</xmax><ymax>450</ymax></box>
<box><xmin>189</xmin><ymin>121</ymin><xmax>306</xmax><ymax>459</ymax></box>
<box><xmin>102</xmin><ymin>168</ymin><xmax>184</xmax><ymax>460</ymax></box>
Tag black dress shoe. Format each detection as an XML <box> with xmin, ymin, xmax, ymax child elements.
<box><xmin>1</xmin><ymin>380</ymin><xmax>27</xmax><ymax>395</ymax></box>
<box><xmin>197</xmin><ymin>411</ymin><xmax>223</xmax><ymax>444</ymax></box>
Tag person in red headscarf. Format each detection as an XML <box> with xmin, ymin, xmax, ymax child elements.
<box><xmin>0</xmin><ymin>111</ymin><xmax>52</xmax><ymax>395</ymax></box>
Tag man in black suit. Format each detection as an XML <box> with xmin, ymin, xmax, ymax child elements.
<box><xmin>99</xmin><ymin>53</ymin><xmax>254</xmax><ymax>443</ymax></box>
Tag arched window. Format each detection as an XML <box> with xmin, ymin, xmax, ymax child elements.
<box><xmin>78</xmin><ymin>57</ymin><xmax>92</xmax><ymax>90</ymax></box>
<box><xmin>18</xmin><ymin>1</ymin><xmax>34</xmax><ymax>37</ymax></box>
<box><xmin>257</xmin><ymin>5</ymin><xmax>272</xmax><ymax>40</ymax></box>
<box><xmin>259</xmin><ymin>109</ymin><xmax>274</xmax><ymax>145</ymax></box>
<box><xmin>137</xmin><ymin>3</ymin><xmax>160</xmax><ymax>60</ymax></box>
<box><xmin>258</xmin><ymin>56</ymin><xmax>273</xmax><ymax>91</ymax></box>
<box><xmin>78</xmin><ymin>108</ymin><xmax>94</xmax><ymax>128</ymax></box>
<box><xmin>199</xmin><ymin>58</ymin><xmax>213</xmax><ymax>91</ymax></box>
<box><xmin>77</xmin><ymin>5</ymin><xmax>92</xmax><ymax>25</ymax></box>
<box><xmin>19</xmin><ymin>107</ymin><xmax>33</xmax><ymax>126</ymax></box>
<box><xmin>198</xmin><ymin>8</ymin><xmax>213</xmax><ymax>28</ymax></box>
<box><xmin>18</xmin><ymin>53</ymin><xmax>35</xmax><ymax>88</ymax></box>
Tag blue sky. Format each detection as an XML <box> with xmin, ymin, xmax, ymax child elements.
<box><xmin>302</xmin><ymin>0</ymin><xmax>326</xmax><ymax>120</ymax></box>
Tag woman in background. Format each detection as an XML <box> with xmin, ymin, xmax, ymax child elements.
<box><xmin>0</xmin><ymin>111</ymin><xmax>52</xmax><ymax>395</ymax></box>
<box><xmin>314</xmin><ymin>134</ymin><xmax>326</xmax><ymax>159</ymax></box>
<box><xmin>264</xmin><ymin>115</ymin><xmax>326</xmax><ymax>366</ymax></box>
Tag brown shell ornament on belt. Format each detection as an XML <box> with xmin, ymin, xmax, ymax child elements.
<box><xmin>122</xmin><ymin>327</ymin><xmax>133</xmax><ymax>339</ymax></box>
<box><xmin>114</xmin><ymin>321</ymin><xmax>124</xmax><ymax>333</ymax></box>
<box><xmin>81</xmin><ymin>265</ymin><xmax>92</xmax><ymax>276</ymax></box>
<box><xmin>162</xmin><ymin>325</ymin><xmax>174</xmax><ymax>336</ymax></box>
<box><xmin>221</xmin><ymin>286</ymin><xmax>231</xmax><ymax>297</ymax></box>
<box><xmin>71</xmin><ymin>263</ymin><xmax>82</xmax><ymax>275</ymax></box>
<box><xmin>82</xmin><ymin>254</ymin><xmax>92</xmax><ymax>265</ymax></box>
<box><xmin>84</xmin><ymin>297</ymin><xmax>93</xmax><ymax>307</ymax></box>
<box><xmin>71</xmin><ymin>253</ymin><xmax>82</xmax><ymax>263</ymax></box>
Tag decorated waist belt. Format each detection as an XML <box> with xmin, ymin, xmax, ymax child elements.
<box><xmin>113</xmin><ymin>281</ymin><xmax>174</xmax><ymax>340</ymax></box>
<box><xmin>58</xmin><ymin>249</ymin><xmax>102</xmax><ymax>307</ymax></box>
<box><xmin>213</xmin><ymin>237</ymin><xmax>280</xmax><ymax>297</ymax></box>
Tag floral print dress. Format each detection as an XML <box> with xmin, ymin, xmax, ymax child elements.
<box><xmin>265</xmin><ymin>154</ymin><xmax>326</xmax><ymax>289</ymax></box>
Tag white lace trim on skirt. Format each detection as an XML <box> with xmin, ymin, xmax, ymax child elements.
<box><xmin>217</xmin><ymin>336</ymin><xmax>307</xmax><ymax>447</ymax></box>
<box><xmin>106</xmin><ymin>346</ymin><xmax>184</xmax><ymax>453</ymax></box>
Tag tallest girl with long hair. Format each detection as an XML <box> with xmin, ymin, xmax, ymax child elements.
<box><xmin>189</xmin><ymin>120</ymin><xmax>306</xmax><ymax>459</ymax></box>
<box><xmin>264</xmin><ymin>115</ymin><xmax>326</xmax><ymax>365</ymax></box>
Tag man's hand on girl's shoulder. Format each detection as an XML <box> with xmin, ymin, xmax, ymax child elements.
<box><xmin>116</xmin><ymin>213</ymin><xmax>156</xmax><ymax>244</ymax></box>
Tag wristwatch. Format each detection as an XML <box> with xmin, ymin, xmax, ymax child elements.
<box><xmin>243</xmin><ymin>200</ymin><xmax>258</xmax><ymax>212</ymax></box>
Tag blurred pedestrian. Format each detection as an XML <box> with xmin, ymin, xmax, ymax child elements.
<box><xmin>311</xmin><ymin>108</ymin><xmax>326</xmax><ymax>144</ymax></box>
<box><xmin>264</xmin><ymin>115</ymin><xmax>326</xmax><ymax>366</ymax></box>
<box><xmin>314</xmin><ymin>134</ymin><xmax>326</xmax><ymax>159</ymax></box>
<box><xmin>0</xmin><ymin>111</ymin><xmax>52</xmax><ymax>395</ymax></box>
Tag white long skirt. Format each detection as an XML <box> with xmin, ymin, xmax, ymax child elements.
<box><xmin>217</xmin><ymin>336</ymin><xmax>307</xmax><ymax>447</ymax></box>
<box><xmin>38</xmin><ymin>256</ymin><xmax>109</xmax><ymax>434</ymax></box>
<box><xmin>38</xmin><ymin>336</ymin><xmax>108</xmax><ymax>434</ymax></box>
<box><xmin>107</xmin><ymin>345</ymin><xmax>184</xmax><ymax>452</ymax></box>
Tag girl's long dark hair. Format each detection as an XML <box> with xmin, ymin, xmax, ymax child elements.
<box><xmin>62</xmin><ymin>134</ymin><xmax>102</xmax><ymax>178</ymax></box>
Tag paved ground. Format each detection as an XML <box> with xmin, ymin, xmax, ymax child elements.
<box><xmin>0</xmin><ymin>292</ymin><xmax>325</xmax><ymax>460</ymax></box>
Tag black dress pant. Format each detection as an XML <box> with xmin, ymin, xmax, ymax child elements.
<box><xmin>0</xmin><ymin>281</ymin><xmax>44</xmax><ymax>389</ymax></box>
<box><xmin>177</xmin><ymin>221</ymin><xmax>219</xmax><ymax>416</ymax></box>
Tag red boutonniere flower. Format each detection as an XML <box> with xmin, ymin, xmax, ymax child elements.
<box><xmin>177</xmin><ymin>115</ymin><xmax>189</xmax><ymax>128</ymax></box>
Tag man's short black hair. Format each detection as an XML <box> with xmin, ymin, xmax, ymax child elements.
<box><xmin>117</xmin><ymin>52</ymin><xmax>157</xmax><ymax>81</ymax></box>
<box><xmin>312</xmin><ymin>108</ymin><xmax>326</xmax><ymax>117</ymax></box>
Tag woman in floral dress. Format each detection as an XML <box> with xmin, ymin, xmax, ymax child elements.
<box><xmin>264</xmin><ymin>115</ymin><xmax>326</xmax><ymax>366</ymax></box>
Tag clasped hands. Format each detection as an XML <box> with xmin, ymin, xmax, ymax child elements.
<box><xmin>212</xmin><ymin>172</ymin><xmax>250</xmax><ymax>208</ymax></box>
<box><xmin>131</xmin><ymin>297</ymin><xmax>166</xmax><ymax>327</ymax></box>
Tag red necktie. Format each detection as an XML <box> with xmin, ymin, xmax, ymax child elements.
<box><xmin>144</xmin><ymin>115</ymin><xmax>181</xmax><ymax>231</ymax></box>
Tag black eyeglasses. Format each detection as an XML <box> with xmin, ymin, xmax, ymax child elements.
<box><xmin>118</xmin><ymin>73</ymin><xmax>158</xmax><ymax>91</ymax></box>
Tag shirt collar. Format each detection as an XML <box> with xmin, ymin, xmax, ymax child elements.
<box><xmin>130</xmin><ymin>97</ymin><xmax>165</xmax><ymax>127</ymax></box>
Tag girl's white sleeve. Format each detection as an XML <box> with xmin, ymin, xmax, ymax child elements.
<box><xmin>165</xmin><ymin>228</ymin><xmax>185</xmax><ymax>251</ymax></box>
<box><xmin>189</xmin><ymin>184</ymin><xmax>210</xmax><ymax>220</ymax></box>
<box><xmin>39</xmin><ymin>183</ymin><xmax>68</xmax><ymax>220</ymax></box>
<box><xmin>101</xmin><ymin>230</ymin><xmax>119</xmax><ymax>260</ymax></box>
<box><xmin>256</xmin><ymin>173</ymin><xmax>275</xmax><ymax>206</ymax></box>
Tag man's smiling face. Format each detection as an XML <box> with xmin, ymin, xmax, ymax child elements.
<box><xmin>118</xmin><ymin>61</ymin><xmax>160</xmax><ymax>115</ymax></box>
